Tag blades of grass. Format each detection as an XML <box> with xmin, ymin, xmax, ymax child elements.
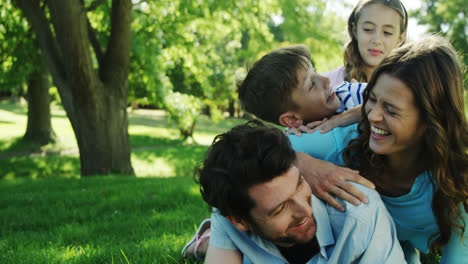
<box><xmin>120</xmin><ymin>249</ymin><xmax>130</xmax><ymax>264</ymax></box>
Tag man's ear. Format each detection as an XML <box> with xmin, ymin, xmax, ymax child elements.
<box><xmin>225</xmin><ymin>216</ymin><xmax>249</xmax><ymax>232</ymax></box>
<box><xmin>279</xmin><ymin>111</ymin><xmax>303</xmax><ymax>128</ymax></box>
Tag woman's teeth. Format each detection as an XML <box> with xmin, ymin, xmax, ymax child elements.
<box><xmin>371</xmin><ymin>125</ymin><xmax>390</xmax><ymax>136</ymax></box>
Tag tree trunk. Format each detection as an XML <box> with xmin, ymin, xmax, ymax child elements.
<box><xmin>23</xmin><ymin>56</ymin><xmax>56</xmax><ymax>145</ymax></box>
<box><xmin>72</xmin><ymin>83</ymin><xmax>134</xmax><ymax>176</ymax></box>
<box><xmin>16</xmin><ymin>0</ymin><xmax>134</xmax><ymax>176</ymax></box>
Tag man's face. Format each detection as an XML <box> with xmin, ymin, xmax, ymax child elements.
<box><xmin>291</xmin><ymin>64</ymin><xmax>341</xmax><ymax>123</ymax></box>
<box><xmin>246</xmin><ymin>166</ymin><xmax>317</xmax><ymax>247</ymax></box>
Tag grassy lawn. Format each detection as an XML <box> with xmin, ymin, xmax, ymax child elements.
<box><xmin>0</xmin><ymin>100</ymin><xmax>448</xmax><ymax>263</ymax></box>
<box><xmin>0</xmin><ymin>100</ymin><xmax>246</xmax><ymax>263</ymax></box>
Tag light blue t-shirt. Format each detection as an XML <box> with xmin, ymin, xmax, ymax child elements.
<box><xmin>209</xmin><ymin>183</ymin><xmax>405</xmax><ymax>263</ymax></box>
<box><xmin>288</xmin><ymin>124</ymin><xmax>468</xmax><ymax>264</ymax></box>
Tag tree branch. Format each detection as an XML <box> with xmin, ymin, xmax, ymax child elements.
<box><xmin>101</xmin><ymin>0</ymin><xmax>132</xmax><ymax>89</ymax></box>
<box><xmin>46</xmin><ymin>0</ymin><xmax>97</xmax><ymax>111</ymax></box>
<box><xmin>86</xmin><ymin>17</ymin><xmax>104</xmax><ymax>64</ymax></box>
<box><xmin>14</xmin><ymin>0</ymin><xmax>66</xmax><ymax>87</ymax></box>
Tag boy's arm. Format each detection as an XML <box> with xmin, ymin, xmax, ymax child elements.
<box><xmin>311</xmin><ymin>105</ymin><xmax>362</xmax><ymax>134</ymax></box>
<box><xmin>295</xmin><ymin>151</ymin><xmax>374</xmax><ymax>211</ymax></box>
<box><xmin>205</xmin><ymin>246</ymin><xmax>242</xmax><ymax>264</ymax></box>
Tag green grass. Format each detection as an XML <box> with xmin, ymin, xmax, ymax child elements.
<box><xmin>0</xmin><ymin>100</ymin><xmax>247</xmax><ymax>263</ymax></box>
<box><xmin>0</xmin><ymin>176</ymin><xmax>209</xmax><ymax>264</ymax></box>
<box><xmin>0</xmin><ymin>100</ymin><xmax>450</xmax><ymax>263</ymax></box>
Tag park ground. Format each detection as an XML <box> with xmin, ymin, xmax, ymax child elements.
<box><xmin>0</xmin><ymin>100</ymin><xmax>447</xmax><ymax>264</ymax></box>
<box><xmin>0</xmin><ymin>100</ymin><xmax>247</xmax><ymax>264</ymax></box>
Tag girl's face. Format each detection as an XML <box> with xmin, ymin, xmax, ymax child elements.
<box><xmin>354</xmin><ymin>4</ymin><xmax>406</xmax><ymax>70</ymax></box>
<box><xmin>364</xmin><ymin>74</ymin><xmax>425</xmax><ymax>160</ymax></box>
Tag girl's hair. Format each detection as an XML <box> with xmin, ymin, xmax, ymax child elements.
<box><xmin>343</xmin><ymin>0</ymin><xmax>408</xmax><ymax>82</ymax></box>
<box><xmin>343</xmin><ymin>35</ymin><xmax>468</xmax><ymax>253</ymax></box>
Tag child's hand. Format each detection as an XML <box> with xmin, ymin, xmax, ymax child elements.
<box><xmin>310</xmin><ymin>106</ymin><xmax>362</xmax><ymax>134</ymax></box>
<box><xmin>303</xmin><ymin>118</ymin><xmax>327</xmax><ymax>131</ymax></box>
<box><xmin>285</xmin><ymin>125</ymin><xmax>312</xmax><ymax>136</ymax></box>
<box><xmin>285</xmin><ymin>118</ymin><xmax>328</xmax><ymax>136</ymax></box>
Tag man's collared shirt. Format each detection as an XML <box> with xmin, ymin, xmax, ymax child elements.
<box><xmin>209</xmin><ymin>183</ymin><xmax>405</xmax><ymax>263</ymax></box>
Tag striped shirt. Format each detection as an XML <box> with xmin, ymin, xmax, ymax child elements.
<box><xmin>334</xmin><ymin>81</ymin><xmax>367</xmax><ymax>113</ymax></box>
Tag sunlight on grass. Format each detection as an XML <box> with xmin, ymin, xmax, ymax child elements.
<box><xmin>189</xmin><ymin>185</ymin><xmax>200</xmax><ymax>196</ymax></box>
<box><xmin>132</xmin><ymin>155</ymin><xmax>175</xmax><ymax>177</ymax></box>
<box><xmin>56</xmin><ymin>245</ymin><xmax>88</xmax><ymax>262</ymax></box>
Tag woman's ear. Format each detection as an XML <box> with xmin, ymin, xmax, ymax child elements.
<box><xmin>352</xmin><ymin>22</ymin><xmax>358</xmax><ymax>38</ymax></box>
<box><xmin>279</xmin><ymin>112</ymin><xmax>303</xmax><ymax>128</ymax></box>
<box><xmin>225</xmin><ymin>216</ymin><xmax>249</xmax><ymax>232</ymax></box>
<box><xmin>398</xmin><ymin>31</ymin><xmax>407</xmax><ymax>46</ymax></box>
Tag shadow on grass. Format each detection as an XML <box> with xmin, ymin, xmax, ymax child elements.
<box><xmin>0</xmin><ymin>100</ymin><xmax>69</xmax><ymax>119</ymax></box>
<box><xmin>128</xmin><ymin>114</ymin><xmax>173</xmax><ymax>128</ymax></box>
<box><xmin>195</xmin><ymin>117</ymin><xmax>249</xmax><ymax>135</ymax></box>
<box><xmin>130</xmin><ymin>134</ymin><xmax>184</xmax><ymax>148</ymax></box>
<box><xmin>0</xmin><ymin>120</ymin><xmax>15</xmax><ymax>124</ymax></box>
<box><xmin>0</xmin><ymin>154</ymin><xmax>81</xmax><ymax>179</ymax></box>
<box><xmin>0</xmin><ymin>176</ymin><xmax>209</xmax><ymax>264</ymax></box>
<box><xmin>0</xmin><ymin>136</ymin><xmax>43</xmax><ymax>154</ymax></box>
<box><xmin>0</xmin><ymin>100</ymin><xmax>28</xmax><ymax>115</ymax></box>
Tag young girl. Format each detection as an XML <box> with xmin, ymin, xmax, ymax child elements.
<box><xmin>323</xmin><ymin>0</ymin><xmax>408</xmax><ymax>87</ymax></box>
<box><xmin>291</xmin><ymin>35</ymin><xmax>468</xmax><ymax>263</ymax></box>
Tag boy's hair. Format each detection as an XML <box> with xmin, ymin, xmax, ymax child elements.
<box><xmin>194</xmin><ymin>120</ymin><xmax>296</xmax><ymax>220</ymax></box>
<box><xmin>238</xmin><ymin>45</ymin><xmax>311</xmax><ymax>125</ymax></box>
<box><xmin>344</xmin><ymin>0</ymin><xmax>408</xmax><ymax>82</ymax></box>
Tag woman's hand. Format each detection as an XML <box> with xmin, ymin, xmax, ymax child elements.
<box><xmin>295</xmin><ymin>152</ymin><xmax>375</xmax><ymax>211</ymax></box>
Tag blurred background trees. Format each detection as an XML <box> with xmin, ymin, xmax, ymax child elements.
<box><xmin>1</xmin><ymin>0</ymin><xmax>466</xmax><ymax>177</ymax></box>
<box><xmin>413</xmin><ymin>0</ymin><xmax>467</xmax><ymax>86</ymax></box>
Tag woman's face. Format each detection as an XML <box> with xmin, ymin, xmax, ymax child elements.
<box><xmin>354</xmin><ymin>4</ymin><xmax>406</xmax><ymax>70</ymax></box>
<box><xmin>364</xmin><ymin>74</ymin><xmax>425</xmax><ymax>159</ymax></box>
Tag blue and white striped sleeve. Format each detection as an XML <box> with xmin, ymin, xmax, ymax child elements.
<box><xmin>334</xmin><ymin>81</ymin><xmax>367</xmax><ymax>113</ymax></box>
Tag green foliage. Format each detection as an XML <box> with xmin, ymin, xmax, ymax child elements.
<box><xmin>0</xmin><ymin>0</ymin><xmax>38</xmax><ymax>93</ymax></box>
<box><xmin>128</xmin><ymin>0</ymin><xmax>347</xmax><ymax>137</ymax></box>
<box><xmin>412</xmin><ymin>0</ymin><xmax>468</xmax><ymax>88</ymax></box>
<box><xmin>164</xmin><ymin>92</ymin><xmax>202</xmax><ymax>140</ymax></box>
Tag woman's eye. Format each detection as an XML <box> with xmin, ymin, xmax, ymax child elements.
<box><xmin>384</xmin><ymin>31</ymin><xmax>393</xmax><ymax>36</ymax></box>
<box><xmin>363</xmin><ymin>28</ymin><xmax>373</xmax><ymax>32</ymax></box>
<box><xmin>385</xmin><ymin>106</ymin><xmax>396</xmax><ymax>115</ymax></box>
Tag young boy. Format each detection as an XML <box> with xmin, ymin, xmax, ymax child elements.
<box><xmin>238</xmin><ymin>44</ymin><xmax>366</xmax><ymax>134</ymax></box>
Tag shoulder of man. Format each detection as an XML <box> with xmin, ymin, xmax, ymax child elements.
<box><xmin>329</xmin><ymin>183</ymin><xmax>385</xmax><ymax>222</ymax></box>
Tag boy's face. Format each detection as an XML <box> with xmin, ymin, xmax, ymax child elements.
<box><xmin>291</xmin><ymin>64</ymin><xmax>341</xmax><ymax>123</ymax></box>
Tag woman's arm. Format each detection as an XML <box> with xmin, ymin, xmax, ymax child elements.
<box><xmin>295</xmin><ymin>152</ymin><xmax>375</xmax><ymax>211</ymax></box>
<box><xmin>440</xmin><ymin>206</ymin><xmax>468</xmax><ymax>264</ymax></box>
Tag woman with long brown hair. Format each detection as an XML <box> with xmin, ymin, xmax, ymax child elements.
<box><xmin>291</xmin><ymin>35</ymin><xmax>468</xmax><ymax>263</ymax></box>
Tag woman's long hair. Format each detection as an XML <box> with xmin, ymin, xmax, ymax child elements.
<box><xmin>344</xmin><ymin>35</ymin><xmax>468</xmax><ymax>253</ymax></box>
<box><xmin>343</xmin><ymin>0</ymin><xmax>408</xmax><ymax>82</ymax></box>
